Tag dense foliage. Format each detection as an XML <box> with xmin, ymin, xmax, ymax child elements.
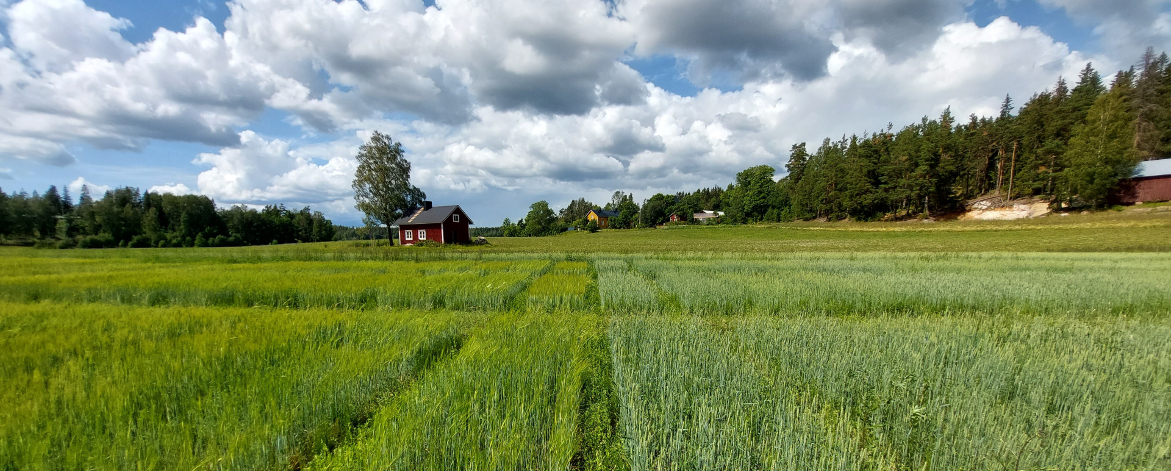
<box><xmin>0</xmin><ymin>185</ymin><xmax>335</xmax><ymax>248</ymax></box>
<box><xmin>507</xmin><ymin>51</ymin><xmax>1169</xmax><ymax>233</ymax></box>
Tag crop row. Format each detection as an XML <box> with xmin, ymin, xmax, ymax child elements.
<box><xmin>598</xmin><ymin>253</ymin><xmax>1171</xmax><ymax>316</ymax></box>
<box><xmin>6</xmin><ymin>253</ymin><xmax>1170</xmax><ymax>317</ymax></box>
<box><xmin>0</xmin><ymin>301</ymin><xmax>472</xmax><ymax>470</ymax></box>
<box><xmin>0</xmin><ymin>258</ymin><xmax>548</xmax><ymax>311</ymax></box>
<box><xmin>610</xmin><ymin>314</ymin><xmax>1171</xmax><ymax>470</ymax></box>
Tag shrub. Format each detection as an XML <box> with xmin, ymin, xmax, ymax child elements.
<box><xmin>129</xmin><ymin>235</ymin><xmax>153</xmax><ymax>248</ymax></box>
<box><xmin>78</xmin><ymin>234</ymin><xmax>114</xmax><ymax>249</ymax></box>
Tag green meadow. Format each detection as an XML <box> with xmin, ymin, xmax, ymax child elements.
<box><xmin>2</xmin><ymin>209</ymin><xmax>1170</xmax><ymax>470</ymax></box>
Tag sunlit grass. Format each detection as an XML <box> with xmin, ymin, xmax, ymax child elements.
<box><xmin>0</xmin><ymin>301</ymin><xmax>474</xmax><ymax>470</ymax></box>
<box><xmin>611</xmin><ymin>314</ymin><xmax>1171</xmax><ymax>470</ymax></box>
<box><xmin>308</xmin><ymin>312</ymin><xmax>624</xmax><ymax>470</ymax></box>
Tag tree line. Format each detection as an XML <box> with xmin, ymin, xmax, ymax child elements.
<box><xmin>508</xmin><ymin>49</ymin><xmax>1169</xmax><ymax>234</ymax></box>
<box><xmin>0</xmin><ymin>185</ymin><xmax>336</xmax><ymax>248</ymax></box>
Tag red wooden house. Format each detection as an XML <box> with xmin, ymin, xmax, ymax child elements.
<box><xmin>392</xmin><ymin>202</ymin><xmax>473</xmax><ymax>245</ymax></box>
<box><xmin>668</xmin><ymin>213</ymin><xmax>682</xmax><ymax>223</ymax></box>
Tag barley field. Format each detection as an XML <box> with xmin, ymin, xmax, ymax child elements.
<box><xmin>2</xmin><ymin>213</ymin><xmax>1170</xmax><ymax>470</ymax></box>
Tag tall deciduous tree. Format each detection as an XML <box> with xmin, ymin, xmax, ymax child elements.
<box><xmin>524</xmin><ymin>201</ymin><xmax>557</xmax><ymax>236</ymax></box>
<box><xmin>735</xmin><ymin>165</ymin><xmax>776</xmax><ymax>222</ymax></box>
<box><xmin>1062</xmin><ymin>73</ymin><xmax>1140</xmax><ymax>207</ymax></box>
<box><xmin>352</xmin><ymin>131</ymin><xmax>425</xmax><ymax>236</ymax></box>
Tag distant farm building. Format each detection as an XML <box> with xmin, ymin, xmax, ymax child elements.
<box><xmin>1116</xmin><ymin>158</ymin><xmax>1171</xmax><ymax>204</ymax></box>
<box><xmin>392</xmin><ymin>202</ymin><xmax>473</xmax><ymax>245</ymax></box>
<box><xmin>669</xmin><ymin>213</ymin><xmax>682</xmax><ymax>223</ymax></box>
<box><xmin>587</xmin><ymin>209</ymin><xmax>620</xmax><ymax>228</ymax></box>
<box><xmin>692</xmin><ymin>210</ymin><xmax>724</xmax><ymax>223</ymax></box>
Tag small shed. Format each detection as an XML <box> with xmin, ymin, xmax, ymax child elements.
<box><xmin>587</xmin><ymin>209</ymin><xmax>620</xmax><ymax>228</ymax></box>
<box><xmin>1116</xmin><ymin>158</ymin><xmax>1171</xmax><ymax>204</ymax></box>
<box><xmin>392</xmin><ymin>202</ymin><xmax>473</xmax><ymax>245</ymax></box>
<box><xmin>669</xmin><ymin>213</ymin><xmax>682</xmax><ymax>223</ymax></box>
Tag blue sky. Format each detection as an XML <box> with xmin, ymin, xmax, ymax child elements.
<box><xmin>1</xmin><ymin>0</ymin><xmax>1166</xmax><ymax>225</ymax></box>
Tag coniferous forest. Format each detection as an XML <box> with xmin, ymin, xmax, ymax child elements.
<box><xmin>714</xmin><ymin>51</ymin><xmax>1169</xmax><ymax>222</ymax></box>
<box><xmin>512</xmin><ymin>49</ymin><xmax>1170</xmax><ymax>232</ymax></box>
<box><xmin>0</xmin><ymin>185</ymin><xmax>335</xmax><ymax>248</ymax></box>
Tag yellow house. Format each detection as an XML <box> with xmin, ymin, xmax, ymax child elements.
<box><xmin>586</xmin><ymin>209</ymin><xmax>620</xmax><ymax>228</ymax></box>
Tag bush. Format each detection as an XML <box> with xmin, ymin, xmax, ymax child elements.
<box><xmin>79</xmin><ymin>234</ymin><xmax>114</xmax><ymax>249</ymax></box>
<box><xmin>585</xmin><ymin>220</ymin><xmax>599</xmax><ymax>233</ymax></box>
<box><xmin>194</xmin><ymin>234</ymin><xmax>208</xmax><ymax>248</ymax></box>
<box><xmin>129</xmin><ymin>235</ymin><xmax>153</xmax><ymax>248</ymax></box>
<box><xmin>413</xmin><ymin>240</ymin><xmax>442</xmax><ymax>248</ymax></box>
<box><xmin>55</xmin><ymin>238</ymin><xmax>76</xmax><ymax>249</ymax></box>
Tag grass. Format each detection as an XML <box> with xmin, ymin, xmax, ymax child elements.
<box><xmin>308</xmin><ymin>312</ymin><xmax>624</xmax><ymax>471</ymax></box>
<box><xmin>1</xmin><ymin>207</ymin><xmax>1168</xmax><ymax>469</ymax></box>
<box><xmin>0</xmin><ymin>258</ymin><xmax>546</xmax><ymax>311</ymax></box>
<box><xmin>484</xmin><ymin>206</ymin><xmax>1171</xmax><ymax>253</ymax></box>
<box><xmin>0</xmin><ymin>301</ymin><xmax>474</xmax><ymax>470</ymax></box>
<box><xmin>610</xmin><ymin>314</ymin><xmax>1171</xmax><ymax>470</ymax></box>
<box><xmin>526</xmin><ymin>261</ymin><xmax>597</xmax><ymax>311</ymax></box>
<box><xmin>622</xmin><ymin>253</ymin><xmax>1171</xmax><ymax>316</ymax></box>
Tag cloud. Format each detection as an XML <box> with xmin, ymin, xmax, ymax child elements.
<box><xmin>6</xmin><ymin>0</ymin><xmax>136</xmax><ymax>72</ymax></box>
<box><xmin>68</xmin><ymin>176</ymin><xmax>110</xmax><ymax>196</ymax></box>
<box><xmin>1039</xmin><ymin>0</ymin><xmax>1171</xmax><ymax>59</ymax></box>
<box><xmin>184</xmin><ymin>15</ymin><xmax>1103</xmax><ymax>226</ymax></box>
<box><xmin>225</xmin><ymin>0</ymin><xmax>636</xmax><ymax>127</ymax></box>
<box><xmin>0</xmin><ymin>0</ymin><xmax>294</xmax><ymax>165</ymax></box>
<box><xmin>619</xmin><ymin>0</ymin><xmax>967</xmax><ymax>84</ymax></box>
<box><xmin>194</xmin><ymin>130</ymin><xmax>356</xmax><ymax>205</ymax></box>
<box><xmin>0</xmin><ymin>167</ymin><xmax>12</xmax><ymax>180</ymax></box>
<box><xmin>147</xmin><ymin>183</ymin><xmax>194</xmax><ymax>195</ymax></box>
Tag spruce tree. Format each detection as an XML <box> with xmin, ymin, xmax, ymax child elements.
<box><xmin>1132</xmin><ymin>48</ymin><xmax>1166</xmax><ymax>160</ymax></box>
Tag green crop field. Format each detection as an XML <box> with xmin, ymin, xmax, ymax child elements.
<box><xmin>2</xmin><ymin>209</ymin><xmax>1170</xmax><ymax>470</ymax></box>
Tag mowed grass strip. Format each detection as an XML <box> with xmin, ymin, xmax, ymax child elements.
<box><xmin>0</xmin><ymin>301</ymin><xmax>472</xmax><ymax>471</ymax></box>
<box><xmin>0</xmin><ymin>259</ymin><xmax>546</xmax><ymax>311</ymax></box>
<box><xmin>610</xmin><ymin>314</ymin><xmax>1171</xmax><ymax>470</ymax></box>
<box><xmin>309</xmin><ymin>312</ymin><xmax>626</xmax><ymax>471</ymax></box>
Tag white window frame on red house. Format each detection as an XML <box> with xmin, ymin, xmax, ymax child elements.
<box><xmin>418</xmin><ymin>229</ymin><xmax>427</xmax><ymax>240</ymax></box>
<box><xmin>404</xmin><ymin>230</ymin><xmax>413</xmax><ymax>240</ymax></box>
<box><xmin>453</xmin><ymin>214</ymin><xmax>460</xmax><ymax>222</ymax></box>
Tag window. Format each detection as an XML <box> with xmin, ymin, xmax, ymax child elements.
<box><xmin>418</xmin><ymin>229</ymin><xmax>427</xmax><ymax>240</ymax></box>
<box><xmin>404</xmin><ymin>230</ymin><xmax>413</xmax><ymax>240</ymax></box>
<box><xmin>453</xmin><ymin>214</ymin><xmax>460</xmax><ymax>222</ymax></box>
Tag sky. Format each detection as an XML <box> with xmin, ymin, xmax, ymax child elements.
<box><xmin>0</xmin><ymin>0</ymin><xmax>1168</xmax><ymax>226</ymax></box>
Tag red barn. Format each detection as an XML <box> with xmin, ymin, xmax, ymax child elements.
<box><xmin>669</xmin><ymin>213</ymin><xmax>681</xmax><ymax>223</ymax></box>
<box><xmin>392</xmin><ymin>202</ymin><xmax>473</xmax><ymax>245</ymax></box>
<box><xmin>1116</xmin><ymin>158</ymin><xmax>1171</xmax><ymax>204</ymax></box>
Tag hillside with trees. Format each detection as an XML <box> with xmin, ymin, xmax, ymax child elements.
<box><xmin>511</xmin><ymin>49</ymin><xmax>1170</xmax><ymax>232</ymax></box>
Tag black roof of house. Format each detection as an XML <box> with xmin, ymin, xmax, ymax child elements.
<box><xmin>391</xmin><ymin>205</ymin><xmax>472</xmax><ymax>227</ymax></box>
<box><xmin>590</xmin><ymin>209</ymin><xmax>620</xmax><ymax>218</ymax></box>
